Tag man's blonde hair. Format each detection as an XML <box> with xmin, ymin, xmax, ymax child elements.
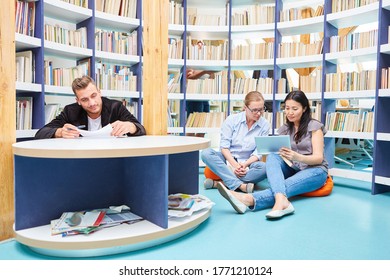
<box><xmin>71</xmin><ymin>75</ymin><xmax>97</xmax><ymax>95</ymax></box>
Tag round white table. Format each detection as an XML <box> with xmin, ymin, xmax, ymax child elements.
<box><xmin>13</xmin><ymin>135</ymin><xmax>210</xmax><ymax>257</ymax></box>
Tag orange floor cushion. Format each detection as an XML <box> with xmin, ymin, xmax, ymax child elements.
<box><xmin>301</xmin><ymin>175</ymin><xmax>334</xmax><ymax>197</ymax></box>
<box><xmin>204</xmin><ymin>166</ymin><xmax>221</xmax><ymax>181</ymax></box>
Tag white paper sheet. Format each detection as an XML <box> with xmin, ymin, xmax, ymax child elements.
<box><xmin>79</xmin><ymin>124</ymin><xmax>113</xmax><ymax>138</ymax></box>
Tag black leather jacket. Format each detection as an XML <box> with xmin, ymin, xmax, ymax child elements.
<box><xmin>35</xmin><ymin>97</ymin><xmax>146</xmax><ymax>139</ymax></box>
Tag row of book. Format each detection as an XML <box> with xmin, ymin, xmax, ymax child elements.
<box><xmin>16</xmin><ymin>97</ymin><xmax>33</xmax><ymax>130</ymax></box>
<box><xmin>186</xmin><ymin>41</ymin><xmax>322</xmax><ymax>61</ymax></box>
<box><xmin>95</xmin><ymin>69</ymin><xmax>137</xmax><ymax>91</ymax></box>
<box><xmin>272</xmin><ymin>106</ymin><xmax>322</xmax><ymax>130</ymax></box>
<box><xmin>187</xmin><ymin>38</ymin><xmax>229</xmax><ymax>60</ymax></box>
<box><xmin>380</xmin><ymin>67</ymin><xmax>390</xmax><ymax>89</ymax></box>
<box><xmin>96</xmin><ymin>0</ymin><xmax>137</xmax><ymax>18</ymax></box>
<box><xmin>331</xmin><ymin>0</ymin><xmax>378</xmax><ymax>13</ymax></box>
<box><xmin>95</xmin><ymin>29</ymin><xmax>138</xmax><ymax>55</ymax></box>
<box><xmin>278</xmin><ymin>41</ymin><xmax>323</xmax><ymax>58</ymax></box>
<box><xmin>187</xmin><ymin>7</ymin><xmax>226</xmax><ymax>26</ymax></box>
<box><xmin>279</xmin><ymin>5</ymin><xmax>324</xmax><ymax>22</ymax></box>
<box><xmin>16</xmin><ymin>50</ymin><xmax>34</xmax><ymax>83</ymax></box>
<box><xmin>15</xmin><ymin>0</ymin><xmax>35</xmax><ymax>36</ymax></box>
<box><xmin>330</xmin><ymin>29</ymin><xmax>378</xmax><ymax>52</ymax></box>
<box><xmin>168</xmin><ymin>38</ymin><xmax>183</xmax><ymax>60</ymax></box>
<box><xmin>232</xmin><ymin>77</ymin><xmax>287</xmax><ymax>95</ymax></box>
<box><xmin>230</xmin><ymin>4</ymin><xmax>275</xmax><ymax>26</ymax></box>
<box><xmin>167</xmin><ymin>70</ymin><xmax>182</xmax><ymax>93</ymax></box>
<box><xmin>299</xmin><ymin>69</ymin><xmax>322</xmax><ymax>94</ymax></box>
<box><xmin>168</xmin><ymin>0</ymin><xmax>184</xmax><ymax>25</ymax></box>
<box><xmin>45</xmin><ymin>104</ymin><xmax>62</xmax><ymax>125</ymax></box>
<box><xmin>122</xmin><ymin>99</ymin><xmax>138</xmax><ymax>117</ymax></box>
<box><xmin>186</xmin><ymin>112</ymin><xmax>226</xmax><ymax>128</ymax></box>
<box><xmin>60</xmin><ymin>0</ymin><xmax>88</xmax><ymax>8</ymax></box>
<box><xmin>44</xmin><ymin>25</ymin><xmax>88</xmax><ymax>49</ymax></box>
<box><xmin>186</xmin><ymin>72</ymin><xmax>229</xmax><ymax>95</ymax></box>
<box><xmin>44</xmin><ymin>60</ymin><xmax>89</xmax><ymax>87</ymax></box>
<box><xmin>325</xmin><ymin>70</ymin><xmax>377</xmax><ymax>92</ymax></box>
<box><xmin>231</xmin><ymin>42</ymin><xmax>275</xmax><ymax>60</ymax></box>
<box><xmin>325</xmin><ymin>110</ymin><xmax>374</xmax><ymax>133</ymax></box>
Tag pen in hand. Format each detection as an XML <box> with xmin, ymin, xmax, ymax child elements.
<box><xmin>66</xmin><ymin>125</ymin><xmax>86</xmax><ymax>131</ymax></box>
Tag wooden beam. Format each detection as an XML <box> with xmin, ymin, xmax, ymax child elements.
<box><xmin>142</xmin><ymin>0</ymin><xmax>168</xmax><ymax>135</ymax></box>
<box><xmin>0</xmin><ymin>0</ymin><xmax>16</xmax><ymax>241</ymax></box>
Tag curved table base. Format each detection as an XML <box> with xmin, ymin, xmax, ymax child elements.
<box><xmin>15</xmin><ymin>209</ymin><xmax>211</xmax><ymax>258</ymax></box>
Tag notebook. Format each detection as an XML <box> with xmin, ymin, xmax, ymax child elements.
<box><xmin>255</xmin><ymin>135</ymin><xmax>291</xmax><ymax>155</ymax></box>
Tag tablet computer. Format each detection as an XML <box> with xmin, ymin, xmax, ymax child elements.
<box><xmin>255</xmin><ymin>135</ymin><xmax>291</xmax><ymax>154</ymax></box>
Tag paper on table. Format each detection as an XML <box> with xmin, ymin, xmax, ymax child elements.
<box><xmin>79</xmin><ymin>124</ymin><xmax>113</xmax><ymax>138</ymax></box>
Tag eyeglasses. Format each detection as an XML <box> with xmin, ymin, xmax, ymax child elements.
<box><xmin>246</xmin><ymin>106</ymin><xmax>266</xmax><ymax>114</ymax></box>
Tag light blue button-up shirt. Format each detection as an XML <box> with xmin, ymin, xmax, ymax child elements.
<box><xmin>220</xmin><ymin>111</ymin><xmax>270</xmax><ymax>161</ymax></box>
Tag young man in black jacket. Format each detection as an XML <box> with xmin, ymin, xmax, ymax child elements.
<box><xmin>35</xmin><ymin>75</ymin><xmax>146</xmax><ymax>139</ymax></box>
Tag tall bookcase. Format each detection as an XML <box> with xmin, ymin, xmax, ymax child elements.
<box><xmin>15</xmin><ymin>0</ymin><xmax>143</xmax><ymax>138</ymax></box>
<box><xmin>166</xmin><ymin>0</ymin><xmax>390</xmax><ymax>194</ymax></box>
<box><xmin>374</xmin><ymin>0</ymin><xmax>390</xmax><ymax>194</ymax></box>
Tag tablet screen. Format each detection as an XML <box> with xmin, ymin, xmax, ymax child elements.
<box><xmin>255</xmin><ymin>135</ymin><xmax>291</xmax><ymax>154</ymax></box>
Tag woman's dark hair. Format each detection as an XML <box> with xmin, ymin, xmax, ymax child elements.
<box><xmin>284</xmin><ymin>90</ymin><xmax>311</xmax><ymax>143</ymax></box>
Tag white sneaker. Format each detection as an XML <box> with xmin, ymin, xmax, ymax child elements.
<box><xmin>204</xmin><ymin>178</ymin><xmax>214</xmax><ymax>189</ymax></box>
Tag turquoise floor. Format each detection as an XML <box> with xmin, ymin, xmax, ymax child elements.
<box><xmin>1</xmin><ymin>171</ymin><xmax>390</xmax><ymax>260</ymax></box>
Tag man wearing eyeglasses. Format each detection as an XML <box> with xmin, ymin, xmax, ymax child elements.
<box><xmin>201</xmin><ymin>91</ymin><xmax>270</xmax><ymax>194</ymax></box>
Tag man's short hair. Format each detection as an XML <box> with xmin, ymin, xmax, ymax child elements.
<box><xmin>71</xmin><ymin>75</ymin><xmax>97</xmax><ymax>95</ymax></box>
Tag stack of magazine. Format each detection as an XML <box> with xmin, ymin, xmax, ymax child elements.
<box><xmin>168</xmin><ymin>193</ymin><xmax>214</xmax><ymax>218</ymax></box>
<box><xmin>50</xmin><ymin>206</ymin><xmax>143</xmax><ymax>237</ymax></box>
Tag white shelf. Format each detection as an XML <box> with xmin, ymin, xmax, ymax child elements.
<box><xmin>168</xmin><ymin>24</ymin><xmax>185</xmax><ymax>36</ymax></box>
<box><xmin>44</xmin><ymin>41</ymin><xmax>92</xmax><ymax>59</ymax></box>
<box><xmin>95</xmin><ymin>51</ymin><xmax>140</xmax><ymax>65</ymax></box>
<box><xmin>230</xmin><ymin>23</ymin><xmax>275</xmax><ymax>38</ymax></box>
<box><xmin>277</xmin><ymin>16</ymin><xmax>324</xmax><ymax>36</ymax></box>
<box><xmin>186</xmin><ymin>60</ymin><xmax>229</xmax><ymax>70</ymax></box>
<box><xmin>230</xmin><ymin>59</ymin><xmax>274</xmax><ymax>70</ymax></box>
<box><xmin>44</xmin><ymin>0</ymin><xmax>92</xmax><ymax>23</ymax></box>
<box><xmin>275</xmin><ymin>92</ymin><xmax>321</xmax><ymax>101</ymax></box>
<box><xmin>15</xmin><ymin>208</ymin><xmax>211</xmax><ymax>257</ymax></box>
<box><xmin>276</xmin><ymin>54</ymin><xmax>323</xmax><ymax>69</ymax></box>
<box><xmin>186</xmin><ymin>25</ymin><xmax>229</xmax><ymax>39</ymax></box>
<box><xmin>324</xmin><ymin>90</ymin><xmax>376</xmax><ymax>99</ymax></box>
<box><xmin>15</xmin><ymin>33</ymin><xmax>41</xmax><ymax>51</ymax></box>
<box><xmin>379</xmin><ymin>89</ymin><xmax>390</xmax><ymax>97</ymax></box>
<box><xmin>325</xmin><ymin>131</ymin><xmax>374</xmax><ymax>140</ymax></box>
<box><xmin>377</xmin><ymin>133</ymin><xmax>390</xmax><ymax>141</ymax></box>
<box><xmin>186</xmin><ymin>94</ymin><xmax>228</xmax><ymax>101</ymax></box>
<box><xmin>329</xmin><ymin>168</ymin><xmax>372</xmax><ymax>182</ymax></box>
<box><xmin>326</xmin><ymin>2</ymin><xmax>379</xmax><ymax>29</ymax></box>
<box><xmin>384</xmin><ymin>0</ymin><xmax>390</xmax><ymax>10</ymax></box>
<box><xmin>380</xmin><ymin>43</ymin><xmax>390</xmax><ymax>54</ymax></box>
<box><xmin>325</xmin><ymin>47</ymin><xmax>377</xmax><ymax>64</ymax></box>
<box><xmin>44</xmin><ymin>85</ymin><xmax>73</xmax><ymax>95</ymax></box>
<box><xmin>186</xmin><ymin>127</ymin><xmax>221</xmax><ymax>134</ymax></box>
<box><xmin>168</xmin><ymin>93</ymin><xmax>184</xmax><ymax>100</ymax></box>
<box><xmin>100</xmin><ymin>90</ymin><xmax>140</xmax><ymax>98</ymax></box>
<box><xmin>16</xmin><ymin>129</ymin><xmax>38</xmax><ymax>139</ymax></box>
<box><xmin>95</xmin><ymin>11</ymin><xmax>140</xmax><ymax>31</ymax></box>
<box><xmin>168</xmin><ymin>58</ymin><xmax>185</xmax><ymax>67</ymax></box>
<box><xmin>168</xmin><ymin>127</ymin><xmax>184</xmax><ymax>134</ymax></box>
<box><xmin>375</xmin><ymin>175</ymin><xmax>390</xmax><ymax>186</ymax></box>
<box><xmin>16</xmin><ymin>82</ymin><xmax>42</xmax><ymax>92</ymax></box>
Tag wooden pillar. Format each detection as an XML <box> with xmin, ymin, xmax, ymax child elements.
<box><xmin>0</xmin><ymin>0</ymin><xmax>16</xmax><ymax>240</ymax></box>
<box><xmin>142</xmin><ymin>0</ymin><xmax>168</xmax><ymax>135</ymax></box>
